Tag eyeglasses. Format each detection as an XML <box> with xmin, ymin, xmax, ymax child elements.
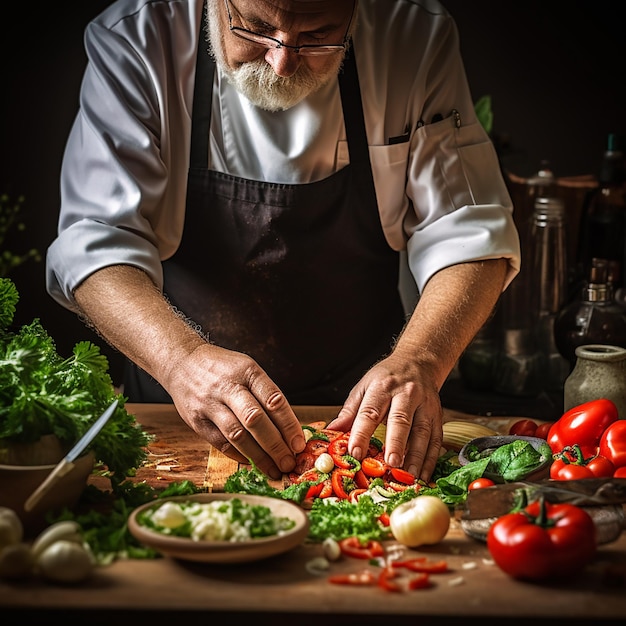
<box><xmin>224</xmin><ymin>0</ymin><xmax>355</xmax><ymax>57</ymax></box>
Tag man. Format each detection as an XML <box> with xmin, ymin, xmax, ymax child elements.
<box><xmin>46</xmin><ymin>0</ymin><xmax>520</xmax><ymax>483</ymax></box>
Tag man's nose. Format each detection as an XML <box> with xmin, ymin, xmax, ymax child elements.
<box><xmin>264</xmin><ymin>46</ymin><xmax>301</xmax><ymax>77</ymax></box>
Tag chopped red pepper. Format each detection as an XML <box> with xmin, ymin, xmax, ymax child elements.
<box><xmin>377</xmin><ymin>567</ymin><xmax>402</xmax><ymax>592</ymax></box>
<box><xmin>338</xmin><ymin>536</ymin><xmax>385</xmax><ymax>560</ymax></box>
<box><xmin>407</xmin><ymin>572</ymin><xmax>432</xmax><ymax>590</ymax></box>
<box><xmin>328</xmin><ymin>570</ymin><xmax>377</xmax><ymax>586</ymax></box>
<box><xmin>392</xmin><ymin>558</ymin><xmax>449</xmax><ymax>573</ymax></box>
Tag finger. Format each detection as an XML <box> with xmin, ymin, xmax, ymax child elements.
<box><xmin>403</xmin><ymin>402</ymin><xmax>443</xmax><ymax>481</ymax></box>
<box><xmin>252</xmin><ymin>380</ymin><xmax>306</xmax><ymax>455</ymax></box>
<box><xmin>380</xmin><ymin>396</ymin><xmax>416</xmax><ymax>468</ymax></box>
<box><xmin>190</xmin><ymin>403</ymin><xmax>281</xmax><ymax>476</ymax></box>
<box><xmin>346</xmin><ymin>393</ymin><xmax>391</xmax><ymax>461</ymax></box>
<box><xmin>228</xmin><ymin>389</ymin><xmax>301</xmax><ymax>476</ymax></box>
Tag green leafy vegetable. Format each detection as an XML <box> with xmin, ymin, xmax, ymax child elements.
<box><xmin>465</xmin><ymin>440</ymin><xmax>551</xmax><ymax>482</ymax></box>
<box><xmin>307</xmin><ymin>496</ymin><xmax>391</xmax><ymax>543</ymax></box>
<box><xmin>0</xmin><ymin>277</ymin><xmax>152</xmax><ymax>482</ymax></box>
<box><xmin>224</xmin><ymin>462</ymin><xmax>312</xmax><ymax>503</ymax></box>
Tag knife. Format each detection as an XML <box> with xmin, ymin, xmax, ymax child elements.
<box><xmin>24</xmin><ymin>399</ymin><xmax>119</xmax><ymax>512</ymax></box>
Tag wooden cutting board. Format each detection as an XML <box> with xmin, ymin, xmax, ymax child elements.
<box><xmin>112</xmin><ymin>404</ymin><xmax>534</xmax><ymax>494</ymax></box>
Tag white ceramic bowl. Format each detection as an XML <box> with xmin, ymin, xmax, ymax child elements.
<box><xmin>128</xmin><ymin>492</ymin><xmax>309</xmax><ymax>564</ymax></box>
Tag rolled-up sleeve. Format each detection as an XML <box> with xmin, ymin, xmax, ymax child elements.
<box><xmin>46</xmin><ymin>7</ymin><xmax>197</xmax><ymax>311</ymax></box>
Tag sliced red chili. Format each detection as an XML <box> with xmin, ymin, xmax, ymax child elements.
<box><xmin>339</xmin><ymin>536</ymin><xmax>385</xmax><ymax>560</ymax></box>
<box><xmin>378</xmin><ymin>567</ymin><xmax>402</xmax><ymax>592</ymax></box>
<box><xmin>305</xmin><ymin>481</ymin><xmax>324</xmax><ymax>499</ymax></box>
<box><xmin>328</xmin><ymin>570</ymin><xmax>376</xmax><ymax>586</ymax></box>
<box><xmin>318</xmin><ymin>479</ymin><xmax>333</xmax><ymax>498</ymax></box>
<box><xmin>331</xmin><ymin>468</ymin><xmax>354</xmax><ymax>499</ymax></box>
<box><xmin>392</xmin><ymin>558</ymin><xmax>449</xmax><ymax>573</ymax></box>
<box><xmin>407</xmin><ymin>572</ymin><xmax>432</xmax><ymax>590</ymax></box>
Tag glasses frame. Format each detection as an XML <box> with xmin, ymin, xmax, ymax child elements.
<box><xmin>224</xmin><ymin>0</ymin><xmax>356</xmax><ymax>57</ymax></box>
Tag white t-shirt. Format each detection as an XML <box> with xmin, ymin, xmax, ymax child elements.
<box><xmin>46</xmin><ymin>0</ymin><xmax>520</xmax><ymax>311</ymax></box>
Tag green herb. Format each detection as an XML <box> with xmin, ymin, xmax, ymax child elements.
<box><xmin>307</xmin><ymin>495</ymin><xmax>391</xmax><ymax>543</ymax></box>
<box><xmin>0</xmin><ymin>277</ymin><xmax>152</xmax><ymax>482</ymax></box>
<box><xmin>224</xmin><ymin>462</ymin><xmax>312</xmax><ymax>503</ymax></box>
<box><xmin>465</xmin><ymin>440</ymin><xmax>551</xmax><ymax>482</ymax></box>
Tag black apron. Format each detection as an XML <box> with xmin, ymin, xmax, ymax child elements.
<box><xmin>124</xmin><ymin>27</ymin><xmax>405</xmax><ymax>404</ymax></box>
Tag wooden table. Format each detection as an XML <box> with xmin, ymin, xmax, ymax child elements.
<box><xmin>1</xmin><ymin>404</ymin><xmax>625</xmax><ymax>625</ymax></box>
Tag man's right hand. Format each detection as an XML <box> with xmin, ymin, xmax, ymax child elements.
<box><xmin>74</xmin><ymin>265</ymin><xmax>305</xmax><ymax>480</ymax></box>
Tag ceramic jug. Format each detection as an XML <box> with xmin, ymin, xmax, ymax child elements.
<box><xmin>563</xmin><ymin>344</ymin><xmax>626</xmax><ymax>418</ymax></box>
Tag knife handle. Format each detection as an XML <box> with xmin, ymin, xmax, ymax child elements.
<box><xmin>24</xmin><ymin>458</ymin><xmax>75</xmax><ymax>512</ymax></box>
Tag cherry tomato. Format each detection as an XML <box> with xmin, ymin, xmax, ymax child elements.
<box><xmin>361</xmin><ymin>457</ymin><xmax>387</xmax><ymax>478</ymax></box>
<box><xmin>614</xmin><ymin>466</ymin><xmax>626</xmax><ymax>478</ymax></box>
<box><xmin>509</xmin><ymin>419</ymin><xmax>538</xmax><ymax>437</ymax></box>
<box><xmin>468</xmin><ymin>477</ymin><xmax>495</xmax><ymax>490</ymax></box>
<box><xmin>599</xmin><ymin>419</ymin><xmax>626</xmax><ymax>469</ymax></box>
<box><xmin>534</xmin><ymin>422</ymin><xmax>552</xmax><ymax>440</ymax></box>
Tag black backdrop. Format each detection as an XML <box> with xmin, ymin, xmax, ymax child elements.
<box><xmin>1</xmin><ymin>0</ymin><xmax>624</xmax><ymax>386</ymax></box>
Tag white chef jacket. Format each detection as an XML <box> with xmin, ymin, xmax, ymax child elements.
<box><xmin>46</xmin><ymin>0</ymin><xmax>521</xmax><ymax>313</ymax></box>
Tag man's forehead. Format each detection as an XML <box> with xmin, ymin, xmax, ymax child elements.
<box><xmin>246</xmin><ymin>0</ymin><xmax>352</xmax><ymax>14</ymax></box>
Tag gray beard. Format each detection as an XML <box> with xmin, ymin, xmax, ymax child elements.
<box><xmin>205</xmin><ymin>1</ymin><xmax>345</xmax><ymax>111</ymax></box>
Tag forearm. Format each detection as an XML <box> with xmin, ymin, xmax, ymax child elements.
<box><xmin>394</xmin><ymin>258</ymin><xmax>508</xmax><ymax>389</ymax></box>
<box><xmin>73</xmin><ymin>264</ymin><xmax>207</xmax><ymax>387</ymax></box>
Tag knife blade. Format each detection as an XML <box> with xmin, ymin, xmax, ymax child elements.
<box><xmin>24</xmin><ymin>399</ymin><xmax>119</xmax><ymax>512</ymax></box>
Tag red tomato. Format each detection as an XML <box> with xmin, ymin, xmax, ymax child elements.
<box><xmin>586</xmin><ymin>454</ymin><xmax>616</xmax><ymax>477</ymax></box>
<box><xmin>534</xmin><ymin>422</ymin><xmax>552</xmax><ymax>440</ymax></box>
<box><xmin>550</xmin><ymin>445</ymin><xmax>615</xmax><ymax>480</ymax></box>
<box><xmin>487</xmin><ymin>499</ymin><xmax>596</xmax><ymax>580</ymax></box>
<box><xmin>468</xmin><ymin>477</ymin><xmax>495</xmax><ymax>490</ymax></box>
<box><xmin>338</xmin><ymin>536</ymin><xmax>385</xmax><ymax>560</ymax></box>
<box><xmin>361</xmin><ymin>457</ymin><xmax>387</xmax><ymax>477</ymax></box>
<box><xmin>599</xmin><ymin>419</ymin><xmax>626</xmax><ymax>469</ymax></box>
<box><xmin>614</xmin><ymin>466</ymin><xmax>626</xmax><ymax>478</ymax></box>
<box><xmin>508</xmin><ymin>419</ymin><xmax>538</xmax><ymax>437</ymax></box>
<box><xmin>547</xmin><ymin>399</ymin><xmax>619</xmax><ymax>457</ymax></box>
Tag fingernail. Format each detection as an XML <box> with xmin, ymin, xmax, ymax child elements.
<box><xmin>268</xmin><ymin>466</ymin><xmax>283</xmax><ymax>480</ymax></box>
<box><xmin>387</xmin><ymin>453</ymin><xmax>402</xmax><ymax>467</ymax></box>
<box><xmin>408</xmin><ymin>464</ymin><xmax>418</xmax><ymax>477</ymax></box>
<box><xmin>292</xmin><ymin>435</ymin><xmax>306</xmax><ymax>453</ymax></box>
<box><xmin>351</xmin><ymin>446</ymin><xmax>362</xmax><ymax>461</ymax></box>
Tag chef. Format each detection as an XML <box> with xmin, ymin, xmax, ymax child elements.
<box><xmin>46</xmin><ymin>0</ymin><xmax>520</xmax><ymax>482</ymax></box>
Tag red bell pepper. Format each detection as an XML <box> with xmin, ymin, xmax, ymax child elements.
<box><xmin>550</xmin><ymin>444</ymin><xmax>615</xmax><ymax>480</ymax></box>
<box><xmin>599</xmin><ymin>419</ymin><xmax>626</xmax><ymax>469</ymax></box>
<box><xmin>547</xmin><ymin>398</ymin><xmax>619</xmax><ymax>457</ymax></box>
<box><xmin>487</xmin><ymin>497</ymin><xmax>597</xmax><ymax>581</ymax></box>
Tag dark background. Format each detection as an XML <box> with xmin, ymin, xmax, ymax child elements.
<box><xmin>1</xmin><ymin>0</ymin><xmax>625</xmax><ymax>388</ymax></box>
